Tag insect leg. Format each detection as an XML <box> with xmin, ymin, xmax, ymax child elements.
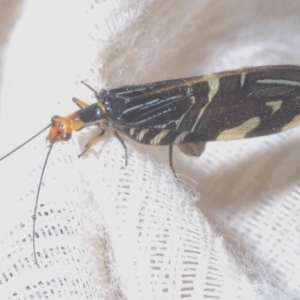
<box><xmin>78</xmin><ymin>129</ymin><xmax>106</xmax><ymax>158</ymax></box>
<box><xmin>168</xmin><ymin>145</ymin><xmax>178</xmax><ymax>178</ymax></box>
<box><xmin>72</xmin><ymin>97</ymin><xmax>89</xmax><ymax>109</ymax></box>
<box><xmin>113</xmin><ymin>130</ymin><xmax>128</xmax><ymax>166</ymax></box>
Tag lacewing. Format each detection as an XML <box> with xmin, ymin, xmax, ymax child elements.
<box><xmin>2</xmin><ymin>64</ymin><xmax>300</xmax><ymax>267</ymax></box>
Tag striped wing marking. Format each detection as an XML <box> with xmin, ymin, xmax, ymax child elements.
<box><xmin>110</xmin><ymin>65</ymin><xmax>300</xmax><ymax>145</ymax></box>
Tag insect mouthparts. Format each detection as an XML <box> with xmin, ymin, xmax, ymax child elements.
<box><xmin>47</xmin><ymin>116</ymin><xmax>73</xmax><ymax>143</ymax></box>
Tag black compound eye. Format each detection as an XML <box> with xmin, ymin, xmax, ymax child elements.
<box><xmin>51</xmin><ymin>115</ymin><xmax>58</xmax><ymax>125</ymax></box>
<box><xmin>62</xmin><ymin>134</ymin><xmax>71</xmax><ymax>141</ymax></box>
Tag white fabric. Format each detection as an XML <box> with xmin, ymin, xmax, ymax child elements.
<box><xmin>0</xmin><ymin>0</ymin><xmax>300</xmax><ymax>299</ymax></box>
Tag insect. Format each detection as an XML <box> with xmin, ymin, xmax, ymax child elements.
<box><xmin>1</xmin><ymin>64</ymin><xmax>300</xmax><ymax>267</ymax></box>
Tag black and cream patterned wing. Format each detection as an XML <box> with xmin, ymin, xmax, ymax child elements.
<box><xmin>113</xmin><ymin>86</ymin><xmax>207</xmax><ymax>145</ymax></box>
<box><xmin>111</xmin><ymin>65</ymin><xmax>300</xmax><ymax>145</ymax></box>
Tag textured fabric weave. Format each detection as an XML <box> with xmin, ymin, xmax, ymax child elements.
<box><xmin>0</xmin><ymin>0</ymin><xmax>300</xmax><ymax>299</ymax></box>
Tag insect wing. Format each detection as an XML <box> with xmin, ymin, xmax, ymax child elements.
<box><xmin>111</xmin><ymin>79</ymin><xmax>209</xmax><ymax>145</ymax></box>
<box><xmin>112</xmin><ymin>65</ymin><xmax>300</xmax><ymax>145</ymax></box>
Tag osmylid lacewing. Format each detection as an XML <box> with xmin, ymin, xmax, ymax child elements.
<box><xmin>1</xmin><ymin>64</ymin><xmax>300</xmax><ymax>267</ymax></box>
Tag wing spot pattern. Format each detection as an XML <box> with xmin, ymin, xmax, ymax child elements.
<box><xmin>216</xmin><ymin>117</ymin><xmax>261</xmax><ymax>140</ymax></box>
<box><xmin>266</xmin><ymin>100</ymin><xmax>283</xmax><ymax>115</ymax></box>
<box><xmin>257</xmin><ymin>79</ymin><xmax>300</xmax><ymax>87</ymax></box>
<box><xmin>191</xmin><ymin>79</ymin><xmax>219</xmax><ymax>132</ymax></box>
<box><xmin>282</xmin><ymin>115</ymin><xmax>300</xmax><ymax>131</ymax></box>
<box><xmin>150</xmin><ymin>130</ymin><xmax>170</xmax><ymax>145</ymax></box>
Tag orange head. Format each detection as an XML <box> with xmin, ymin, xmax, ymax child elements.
<box><xmin>47</xmin><ymin>116</ymin><xmax>73</xmax><ymax>143</ymax></box>
<box><xmin>47</xmin><ymin>102</ymin><xmax>105</xmax><ymax>144</ymax></box>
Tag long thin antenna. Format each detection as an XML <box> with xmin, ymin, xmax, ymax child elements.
<box><xmin>80</xmin><ymin>80</ymin><xmax>97</xmax><ymax>93</ymax></box>
<box><xmin>80</xmin><ymin>81</ymin><xmax>98</xmax><ymax>96</ymax></box>
<box><xmin>32</xmin><ymin>142</ymin><xmax>54</xmax><ymax>268</ymax></box>
<box><xmin>0</xmin><ymin>124</ymin><xmax>51</xmax><ymax>161</ymax></box>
